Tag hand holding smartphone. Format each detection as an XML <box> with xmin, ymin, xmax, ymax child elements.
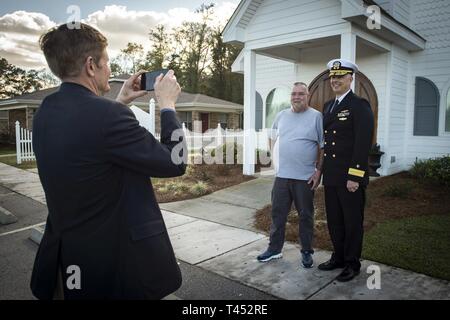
<box><xmin>153</xmin><ymin>69</ymin><xmax>181</xmax><ymax>110</ymax></box>
<box><xmin>140</xmin><ymin>69</ymin><xmax>170</xmax><ymax>91</ymax></box>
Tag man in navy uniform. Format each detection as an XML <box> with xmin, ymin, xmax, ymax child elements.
<box><xmin>317</xmin><ymin>58</ymin><xmax>374</xmax><ymax>282</ymax></box>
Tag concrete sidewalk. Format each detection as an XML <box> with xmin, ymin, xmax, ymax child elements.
<box><xmin>160</xmin><ymin>178</ymin><xmax>450</xmax><ymax>300</ymax></box>
<box><xmin>160</xmin><ymin>176</ymin><xmax>273</xmax><ymax>231</ymax></box>
<box><xmin>0</xmin><ymin>163</ymin><xmax>46</xmax><ymax>205</ymax></box>
<box><xmin>1</xmin><ymin>162</ymin><xmax>449</xmax><ymax>300</ymax></box>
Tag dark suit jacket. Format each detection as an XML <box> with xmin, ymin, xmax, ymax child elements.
<box><xmin>30</xmin><ymin>82</ymin><xmax>186</xmax><ymax>299</ymax></box>
<box><xmin>322</xmin><ymin>91</ymin><xmax>374</xmax><ymax>186</ymax></box>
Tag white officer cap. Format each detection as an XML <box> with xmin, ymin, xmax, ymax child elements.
<box><xmin>327</xmin><ymin>58</ymin><xmax>359</xmax><ymax>77</ymax></box>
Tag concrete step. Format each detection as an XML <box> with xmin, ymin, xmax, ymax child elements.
<box><xmin>29</xmin><ymin>224</ymin><xmax>45</xmax><ymax>245</ymax></box>
<box><xmin>0</xmin><ymin>205</ymin><xmax>18</xmax><ymax>225</ymax></box>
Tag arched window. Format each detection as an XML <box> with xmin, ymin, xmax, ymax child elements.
<box><xmin>446</xmin><ymin>88</ymin><xmax>450</xmax><ymax>132</ymax></box>
<box><xmin>255</xmin><ymin>91</ymin><xmax>263</xmax><ymax>131</ymax></box>
<box><xmin>414</xmin><ymin>77</ymin><xmax>440</xmax><ymax>136</ymax></box>
<box><xmin>265</xmin><ymin>87</ymin><xmax>290</xmax><ymax>128</ymax></box>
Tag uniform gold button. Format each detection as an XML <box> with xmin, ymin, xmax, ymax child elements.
<box><xmin>332</xmin><ymin>142</ymin><xmax>335</xmax><ymax>145</ymax></box>
<box><xmin>324</xmin><ymin>141</ymin><xmax>327</xmax><ymax>145</ymax></box>
<box><xmin>333</xmin><ymin>130</ymin><xmax>336</xmax><ymax>134</ymax></box>
<box><xmin>356</xmin><ymin>164</ymin><xmax>360</xmax><ymax>168</ymax></box>
<box><xmin>325</xmin><ymin>130</ymin><xmax>328</xmax><ymax>133</ymax></box>
<box><xmin>332</xmin><ymin>154</ymin><xmax>336</xmax><ymax>158</ymax></box>
<box><xmin>324</xmin><ymin>153</ymin><xmax>327</xmax><ymax>157</ymax></box>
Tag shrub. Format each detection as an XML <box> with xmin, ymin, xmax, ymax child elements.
<box><xmin>185</xmin><ymin>165</ymin><xmax>195</xmax><ymax>176</ymax></box>
<box><xmin>157</xmin><ymin>186</ymin><xmax>168</xmax><ymax>193</ymax></box>
<box><xmin>210</xmin><ymin>142</ymin><xmax>243</xmax><ymax>164</ymax></box>
<box><xmin>189</xmin><ymin>181</ymin><xmax>209</xmax><ymax>196</ymax></box>
<box><xmin>184</xmin><ymin>164</ymin><xmax>211</xmax><ymax>181</ymax></box>
<box><xmin>164</xmin><ymin>181</ymin><xmax>189</xmax><ymax>193</ymax></box>
<box><xmin>410</xmin><ymin>156</ymin><xmax>450</xmax><ymax>187</ymax></box>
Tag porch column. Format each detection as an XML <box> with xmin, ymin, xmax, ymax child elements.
<box><xmin>243</xmin><ymin>49</ymin><xmax>256</xmax><ymax>175</ymax></box>
<box><xmin>341</xmin><ymin>32</ymin><xmax>357</xmax><ymax>91</ymax></box>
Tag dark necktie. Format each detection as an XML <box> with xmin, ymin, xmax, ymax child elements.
<box><xmin>329</xmin><ymin>99</ymin><xmax>339</xmax><ymax>114</ymax></box>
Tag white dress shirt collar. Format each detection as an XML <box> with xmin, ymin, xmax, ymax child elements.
<box><xmin>336</xmin><ymin>89</ymin><xmax>352</xmax><ymax>104</ymax></box>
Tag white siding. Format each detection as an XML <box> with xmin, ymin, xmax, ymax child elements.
<box><xmin>374</xmin><ymin>0</ymin><xmax>410</xmax><ymax>27</ymax></box>
<box><xmin>381</xmin><ymin>46</ymin><xmax>410</xmax><ymax>175</ymax></box>
<box><xmin>374</xmin><ymin>0</ymin><xmax>393</xmax><ymax>14</ymax></box>
<box><xmin>356</xmin><ymin>43</ymin><xmax>389</xmax><ymax>164</ymax></box>
<box><xmin>244</xmin><ymin>0</ymin><xmax>344</xmax><ymax>43</ymax></box>
<box><xmin>296</xmin><ymin>44</ymin><xmax>340</xmax><ymax>86</ymax></box>
<box><xmin>237</xmin><ymin>0</ymin><xmax>264</xmax><ymax>29</ymax></box>
<box><xmin>254</xmin><ymin>54</ymin><xmax>297</xmax><ymax>125</ymax></box>
<box><xmin>392</xmin><ymin>0</ymin><xmax>410</xmax><ymax>27</ymax></box>
<box><xmin>403</xmin><ymin>0</ymin><xmax>450</xmax><ymax>167</ymax></box>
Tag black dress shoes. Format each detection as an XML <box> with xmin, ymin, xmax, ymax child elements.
<box><xmin>317</xmin><ymin>259</ymin><xmax>345</xmax><ymax>271</ymax></box>
<box><xmin>336</xmin><ymin>266</ymin><xmax>360</xmax><ymax>282</ymax></box>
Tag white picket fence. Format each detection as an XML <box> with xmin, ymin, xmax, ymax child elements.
<box><xmin>155</xmin><ymin>122</ymin><xmax>270</xmax><ymax>153</ymax></box>
<box><xmin>14</xmin><ymin>120</ymin><xmax>270</xmax><ymax>164</ymax></box>
<box><xmin>15</xmin><ymin>121</ymin><xmax>35</xmax><ymax>164</ymax></box>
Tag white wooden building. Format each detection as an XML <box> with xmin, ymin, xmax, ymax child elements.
<box><xmin>223</xmin><ymin>0</ymin><xmax>450</xmax><ymax>175</ymax></box>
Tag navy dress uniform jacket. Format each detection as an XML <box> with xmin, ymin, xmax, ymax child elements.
<box><xmin>322</xmin><ymin>91</ymin><xmax>374</xmax><ymax>186</ymax></box>
<box><xmin>30</xmin><ymin>82</ymin><xmax>186</xmax><ymax>299</ymax></box>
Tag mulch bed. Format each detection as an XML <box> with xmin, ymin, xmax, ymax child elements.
<box><xmin>154</xmin><ymin>164</ymin><xmax>254</xmax><ymax>203</ymax></box>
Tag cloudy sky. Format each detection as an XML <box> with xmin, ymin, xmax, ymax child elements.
<box><xmin>0</xmin><ymin>0</ymin><xmax>240</xmax><ymax>69</ymax></box>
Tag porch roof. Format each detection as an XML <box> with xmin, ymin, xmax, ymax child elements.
<box><xmin>223</xmin><ymin>0</ymin><xmax>425</xmax><ymax>52</ymax></box>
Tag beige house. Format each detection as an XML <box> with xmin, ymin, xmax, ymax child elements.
<box><xmin>0</xmin><ymin>75</ymin><xmax>243</xmax><ymax>142</ymax></box>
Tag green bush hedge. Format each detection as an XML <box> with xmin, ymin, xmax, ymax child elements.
<box><xmin>410</xmin><ymin>156</ymin><xmax>450</xmax><ymax>187</ymax></box>
<box><xmin>210</xmin><ymin>143</ymin><xmax>271</xmax><ymax>166</ymax></box>
<box><xmin>190</xmin><ymin>181</ymin><xmax>209</xmax><ymax>196</ymax></box>
<box><xmin>210</xmin><ymin>142</ymin><xmax>243</xmax><ymax>164</ymax></box>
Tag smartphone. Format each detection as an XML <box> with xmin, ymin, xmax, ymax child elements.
<box><xmin>140</xmin><ymin>69</ymin><xmax>169</xmax><ymax>91</ymax></box>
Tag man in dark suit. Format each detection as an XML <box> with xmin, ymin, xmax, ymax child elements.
<box><xmin>317</xmin><ymin>59</ymin><xmax>374</xmax><ymax>282</ymax></box>
<box><xmin>30</xmin><ymin>23</ymin><xmax>186</xmax><ymax>299</ymax></box>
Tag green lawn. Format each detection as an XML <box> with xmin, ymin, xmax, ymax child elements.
<box><xmin>363</xmin><ymin>214</ymin><xmax>450</xmax><ymax>281</ymax></box>
<box><xmin>0</xmin><ymin>155</ymin><xmax>37</xmax><ymax>170</ymax></box>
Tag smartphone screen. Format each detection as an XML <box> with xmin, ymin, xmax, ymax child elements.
<box><xmin>140</xmin><ymin>69</ymin><xmax>169</xmax><ymax>91</ymax></box>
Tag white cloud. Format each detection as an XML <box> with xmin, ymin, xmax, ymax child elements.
<box><xmin>0</xmin><ymin>11</ymin><xmax>55</xmax><ymax>68</ymax></box>
<box><xmin>85</xmin><ymin>5</ymin><xmax>169</xmax><ymax>58</ymax></box>
<box><xmin>0</xmin><ymin>2</ymin><xmax>237</xmax><ymax>70</ymax></box>
<box><xmin>0</xmin><ymin>11</ymin><xmax>55</xmax><ymax>35</ymax></box>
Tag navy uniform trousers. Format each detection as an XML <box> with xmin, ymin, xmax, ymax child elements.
<box><xmin>324</xmin><ymin>186</ymin><xmax>365</xmax><ymax>270</ymax></box>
